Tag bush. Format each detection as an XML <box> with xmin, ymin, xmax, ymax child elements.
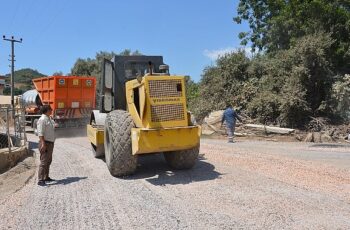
<box><xmin>3</xmin><ymin>87</ymin><xmax>24</xmax><ymax>96</ymax></box>
<box><xmin>247</xmin><ymin>91</ymin><xmax>281</xmax><ymax>124</ymax></box>
<box><xmin>332</xmin><ymin>74</ymin><xmax>350</xmax><ymax>120</ymax></box>
<box><xmin>279</xmin><ymin>78</ymin><xmax>311</xmax><ymax>128</ymax></box>
<box><xmin>190</xmin><ymin>33</ymin><xmax>342</xmax><ymax>128</ymax></box>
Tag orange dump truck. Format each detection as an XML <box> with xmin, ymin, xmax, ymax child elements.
<box><xmin>20</xmin><ymin>76</ymin><xmax>96</xmax><ymax>128</ymax></box>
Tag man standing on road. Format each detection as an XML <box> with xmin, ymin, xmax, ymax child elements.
<box><xmin>221</xmin><ymin>104</ymin><xmax>242</xmax><ymax>143</ymax></box>
<box><xmin>37</xmin><ymin>105</ymin><xmax>56</xmax><ymax>186</ymax></box>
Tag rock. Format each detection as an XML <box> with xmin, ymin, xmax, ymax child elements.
<box><xmin>202</xmin><ymin>130</ymin><xmax>215</xmax><ymax>135</ymax></box>
<box><xmin>321</xmin><ymin>134</ymin><xmax>333</xmax><ymax>143</ymax></box>
<box><xmin>202</xmin><ymin>110</ymin><xmax>225</xmax><ymax>135</ymax></box>
<box><xmin>313</xmin><ymin>132</ymin><xmax>322</xmax><ymax>143</ymax></box>
<box><xmin>304</xmin><ymin>133</ymin><xmax>314</xmax><ymax>142</ymax></box>
<box><xmin>295</xmin><ymin>135</ymin><xmax>303</xmax><ymax>141</ymax></box>
<box><xmin>203</xmin><ymin>110</ymin><xmax>224</xmax><ymax>125</ymax></box>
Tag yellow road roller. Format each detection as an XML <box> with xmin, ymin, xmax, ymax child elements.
<box><xmin>87</xmin><ymin>55</ymin><xmax>201</xmax><ymax>176</ymax></box>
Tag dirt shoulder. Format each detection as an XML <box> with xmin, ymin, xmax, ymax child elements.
<box><xmin>0</xmin><ymin>155</ymin><xmax>36</xmax><ymax>202</ymax></box>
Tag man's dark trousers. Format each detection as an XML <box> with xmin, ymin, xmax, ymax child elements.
<box><xmin>38</xmin><ymin>141</ymin><xmax>54</xmax><ymax>181</ymax></box>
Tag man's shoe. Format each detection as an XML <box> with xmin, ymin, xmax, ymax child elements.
<box><xmin>45</xmin><ymin>177</ymin><xmax>55</xmax><ymax>182</ymax></box>
<box><xmin>37</xmin><ymin>180</ymin><xmax>46</xmax><ymax>186</ymax></box>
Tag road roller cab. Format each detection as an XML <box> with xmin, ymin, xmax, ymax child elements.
<box><xmin>87</xmin><ymin>55</ymin><xmax>201</xmax><ymax>176</ymax></box>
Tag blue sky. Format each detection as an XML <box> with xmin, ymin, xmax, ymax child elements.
<box><xmin>0</xmin><ymin>0</ymin><xmax>248</xmax><ymax>82</ymax></box>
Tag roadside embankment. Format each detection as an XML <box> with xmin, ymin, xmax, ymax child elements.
<box><xmin>0</xmin><ymin>146</ymin><xmax>29</xmax><ymax>174</ymax></box>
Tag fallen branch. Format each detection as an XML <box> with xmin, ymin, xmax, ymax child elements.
<box><xmin>208</xmin><ymin>124</ymin><xmax>219</xmax><ymax>132</ymax></box>
<box><xmin>234</xmin><ymin>132</ymin><xmax>247</xmax><ymax>137</ymax></box>
<box><xmin>244</xmin><ymin>124</ymin><xmax>295</xmax><ymax>134</ymax></box>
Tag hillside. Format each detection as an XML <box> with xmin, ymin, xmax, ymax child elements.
<box><xmin>4</xmin><ymin>68</ymin><xmax>46</xmax><ymax>90</ymax></box>
<box><xmin>2</xmin><ymin>68</ymin><xmax>46</xmax><ymax>95</ymax></box>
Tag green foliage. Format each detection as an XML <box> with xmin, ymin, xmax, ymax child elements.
<box><xmin>332</xmin><ymin>74</ymin><xmax>350</xmax><ymax>119</ymax></box>
<box><xmin>278</xmin><ymin>77</ymin><xmax>311</xmax><ymax>128</ymax></box>
<box><xmin>193</xmin><ymin>33</ymin><xmax>337</xmax><ymax>127</ymax></box>
<box><xmin>275</xmin><ymin>32</ymin><xmax>334</xmax><ymax>122</ymax></box>
<box><xmin>247</xmin><ymin>91</ymin><xmax>281</xmax><ymax>124</ymax></box>
<box><xmin>71</xmin><ymin>50</ymin><xmax>142</xmax><ymax>77</ymax></box>
<box><xmin>2</xmin><ymin>68</ymin><xmax>45</xmax><ymax>93</ymax></box>
<box><xmin>3</xmin><ymin>87</ymin><xmax>24</xmax><ymax>96</ymax></box>
<box><xmin>5</xmin><ymin>68</ymin><xmax>45</xmax><ymax>85</ymax></box>
<box><xmin>70</xmin><ymin>49</ymin><xmax>142</xmax><ymax>108</ymax></box>
<box><xmin>192</xmin><ymin>51</ymin><xmax>251</xmax><ymax>120</ymax></box>
<box><xmin>71</xmin><ymin>58</ymin><xmax>98</xmax><ymax>76</ymax></box>
<box><xmin>184</xmin><ymin>76</ymin><xmax>199</xmax><ymax>112</ymax></box>
<box><xmin>52</xmin><ymin>71</ymin><xmax>64</xmax><ymax>76</ymax></box>
<box><xmin>118</xmin><ymin>49</ymin><xmax>142</xmax><ymax>56</ymax></box>
<box><xmin>224</xmin><ymin>1</ymin><xmax>350</xmax><ymax>127</ymax></box>
<box><xmin>234</xmin><ymin>0</ymin><xmax>350</xmax><ymax>73</ymax></box>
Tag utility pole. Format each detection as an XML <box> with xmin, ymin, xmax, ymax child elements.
<box><xmin>3</xmin><ymin>35</ymin><xmax>22</xmax><ymax>117</ymax></box>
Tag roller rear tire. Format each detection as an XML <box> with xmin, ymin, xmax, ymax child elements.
<box><xmin>164</xmin><ymin>146</ymin><xmax>199</xmax><ymax>169</ymax></box>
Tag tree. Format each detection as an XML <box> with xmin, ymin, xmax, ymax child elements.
<box><xmin>52</xmin><ymin>71</ymin><xmax>64</xmax><ymax>76</ymax></box>
<box><xmin>194</xmin><ymin>32</ymin><xmax>336</xmax><ymax>127</ymax></box>
<box><xmin>248</xmin><ymin>33</ymin><xmax>334</xmax><ymax>127</ymax></box>
<box><xmin>70</xmin><ymin>49</ymin><xmax>142</xmax><ymax>108</ymax></box>
<box><xmin>234</xmin><ymin>0</ymin><xmax>350</xmax><ymax>73</ymax></box>
<box><xmin>71</xmin><ymin>49</ymin><xmax>142</xmax><ymax>77</ymax></box>
<box><xmin>332</xmin><ymin>74</ymin><xmax>350</xmax><ymax>120</ymax></box>
<box><xmin>194</xmin><ymin>51</ymin><xmax>251</xmax><ymax>120</ymax></box>
<box><xmin>71</xmin><ymin>58</ymin><xmax>99</xmax><ymax>76</ymax></box>
<box><xmin>3</xmin><ymin>87</ymin><xmax>23</xmax><ymax>96</ymax></box>
<box><xmin>184</xmin><ymin>76</ymin><xmax>199</xmax><ymax>112</ymax></box>
<box><xmin>5</xmin><ymin>68</ymin><xmax>45</xmax><ymax>84</ymax></box>
<box><xmin>118</xmin><ymin>49</ymin><xmax>142</xmax><ymax>56</ymax></box>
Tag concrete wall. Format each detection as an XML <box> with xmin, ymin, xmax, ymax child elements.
<box><xmin>0</xmin><ymin>146</ymin><xmax>28</xmax><ymax>174</ymax></box>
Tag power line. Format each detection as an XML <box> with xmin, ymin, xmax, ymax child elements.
<box><xmin>8</xmin><ymin>0</ymin><xmax>23</xmax><ymax>32</ymax></box>
<box><xmin>16</xmin><ymin>0</ymin><xmax>35</xmax><ymax>33</ymax></box>
<box><xmin>33</xmin><ymin>0</ymin><xmax>70</xmax><ymax>43</ymax></box>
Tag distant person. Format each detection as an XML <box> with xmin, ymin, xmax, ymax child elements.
<box><xmin>221</xmin><ymin>104</ymin><xmax>242</xmax><ymax>143</ymax></box>
<box><xmin>37</xmin><ymin>105</ymin><xmax>56</xmax><ymax>186</ymax></box>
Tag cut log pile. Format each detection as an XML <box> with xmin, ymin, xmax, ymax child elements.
<box><xmin>201</xmin><ymin>110</ymin><xmax>295</xmax><ymax>136</ymax></box>
<box><xmin>244</xmin><ymin>124</ymin><xmax>295</xmax><ymax>135</ymax></box>
<box><xmin>200</xmin><ymin>110</ymin><xmax>349</xmax><ymax>143</ymax></box>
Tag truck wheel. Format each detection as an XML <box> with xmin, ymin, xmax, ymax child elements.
<box><xmin>104</xmin><ymin>110</ymin><xmax>137</xmax><ymax>177</ymax></box>
<box><xmin>164</xmin><ymin>146</ymin><xmax>199</xmax><ymax>169</ymax></box>
<box><xmin>91</xmin><ymin>143</ymin><xmax>104</xmax><ymax>158</ymax></box>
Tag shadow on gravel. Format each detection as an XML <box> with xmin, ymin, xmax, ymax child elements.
<box><xmin>310</xmin><ymin>143</ymin><xmax>350</xmax><ymax>148</ymax></box>
<box><xmin>125</xmin><ymin>154</ymin><xmax>221</xmax><ymax>185</ymax></box>
<box><xmin>49</xmin><ymin>176</ymin><xmax>87</xmax><ymax>186</ymax></box>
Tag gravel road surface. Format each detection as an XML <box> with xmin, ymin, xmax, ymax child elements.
<box><xmin>0</xmin><ymin>133</ymin><xmax>349</xmax><ymax>229</ymax></box>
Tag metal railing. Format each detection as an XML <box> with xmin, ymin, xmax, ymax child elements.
<box><xmin>0</xmin><ymin>107</ymin><xmax>27</xmax><ymax>153</ymax></box>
